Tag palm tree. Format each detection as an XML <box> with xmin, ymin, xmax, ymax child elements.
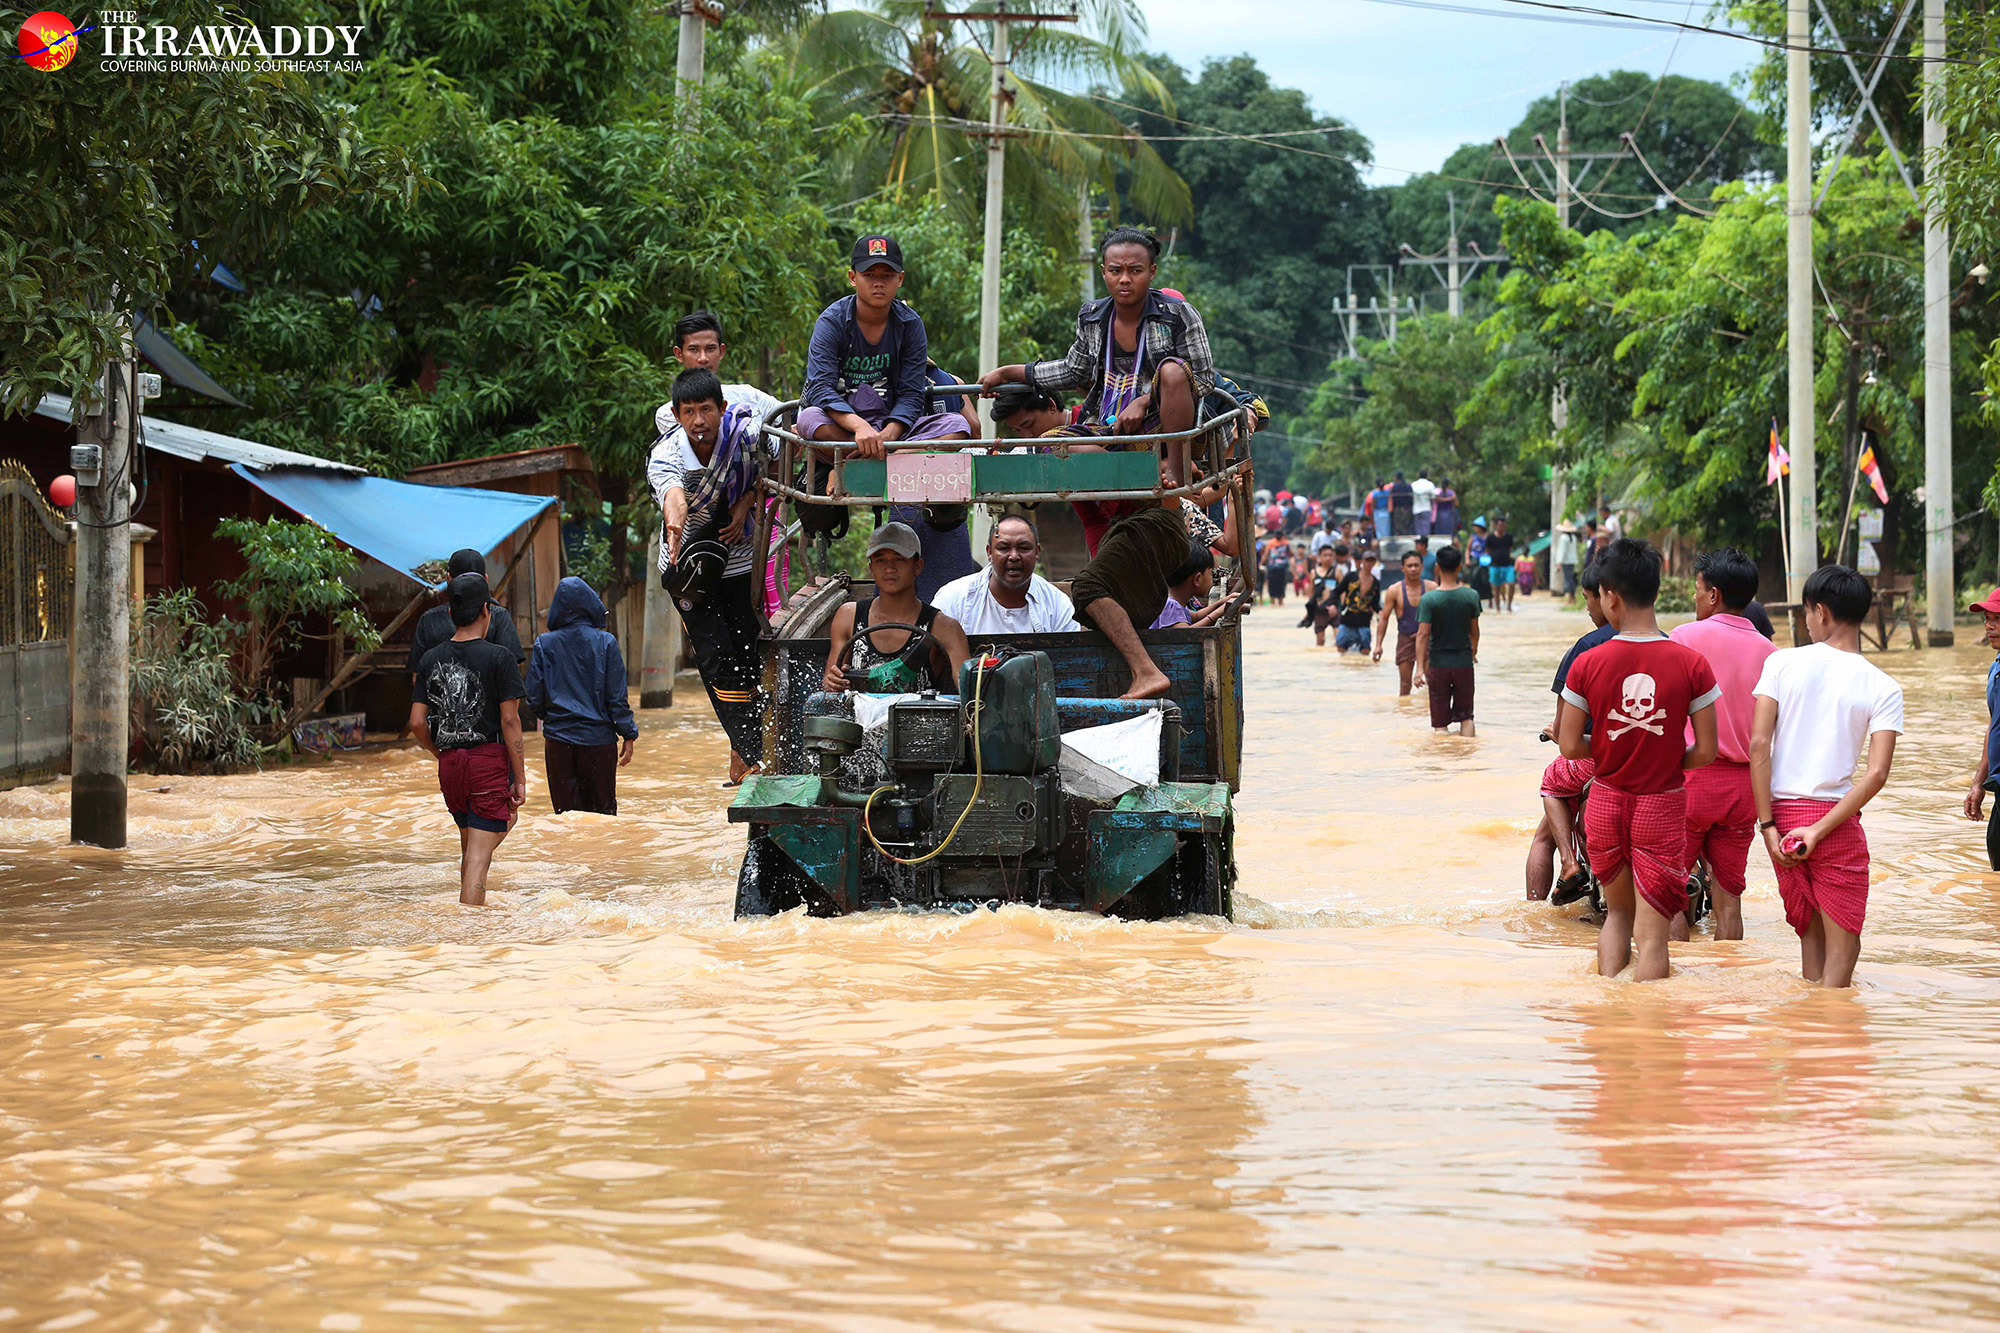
<box><xmin>778</xmin><ymin>0</ymin><xmax>1191</xmax><ymax>246</ymax></box>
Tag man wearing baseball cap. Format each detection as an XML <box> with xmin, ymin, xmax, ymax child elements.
<box><xmin>797</xmin><ymin>232</ymin><xmax>974</xmax><ymax>463</ymax></box>
<box><xmin>820</xmin><ymin>522</ymin><xmax>971</xmax><ymax>694</ymax></box>
<box><xmin>1964</xmin><ymin>587</ymin><xmax>2000</xmax><ymax>868</ymax></box>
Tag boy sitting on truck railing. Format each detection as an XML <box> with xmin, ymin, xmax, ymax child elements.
<box><xmin>798</xmin><ymin>233</ymin><xmax>973</xmax><ymax>461</ymax></box>
<box><xmin>976</xmin><ymin>225</ymin><xmax>1214</xmax><ymax>505</ymax></box>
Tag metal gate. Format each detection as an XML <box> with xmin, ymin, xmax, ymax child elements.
<box><xmin>0</xmin><ymin>461</ymin><xmax>72</xmax><ymax>789</ymax></box>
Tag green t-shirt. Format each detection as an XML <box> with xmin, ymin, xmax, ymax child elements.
<box><xmin>1417</xmin><ymin>585</ymin><xmax>1481</xmax><ymax>669</ymax></box>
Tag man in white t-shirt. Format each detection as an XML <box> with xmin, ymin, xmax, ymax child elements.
<box><xmin>1750</xmin><ymin>564</ymin><xmax>1903</xmax><ymax>988</ymax></box>
<box><xmin>1411</xmin><ymin>471</ymin><xmax>1437</xmax><ymax>536</ymax></box>
<box><xmin>647</xmin><ymin>312</ymin><xmax>782</xmax><ymax>592</ymax></box>
<box><xmin>930</xmin><ymin>514</ymin><xmax>1080</xmax><ymax>635</ymax></box>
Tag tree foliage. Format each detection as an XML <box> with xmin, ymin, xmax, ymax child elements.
<box><xmin>1113</xmin><ymin>54</ymin><xmax>1384</xmax><ymax>422</ymax></box>
<box><xmin>1477</xmin><ymin>158</ymin><xmax>1997</xmax><ymax>573</ymax></box>
<box><xmin>783</xmin><ymin>0</ymin><xmax>1189</xmax><ymax>249</ymax></box>
<box><xmin>216</xmin><ymin>516</ymin><xmax>380</xmax><ymax>697</ymax></box>
<box><xmin>0</xmin><ymin>0</ymin><xmax>417</xmax><ymax>415</ymax></box>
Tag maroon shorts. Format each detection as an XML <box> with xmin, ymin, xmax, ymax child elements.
<box><xmin>1585</xmin><ymin>783</ymin><xmax>1690</xmax><ymax>919</ymax></box>
<box><xmin>1769</xmin><ymin>799</ymin><xmax>1870</xmax><ymax>937</ymax></box>
<box><xmin>438</xmin><ymin>741</ymin><xmax>514</xmax><ymax>833</ymax></box>
<box><xmin>1683</xmin><ymin>760</ymin><xmax>1756</xmax><ymax>897</ymax></box>
<box><xmin>1540</xmin><ymin>755</ymin><xmax>1595</xmax><ymax>800</ymax></box>
<box><xmin>1426</xmin><ymin>666</ymin><xmax>1474</xmax><ymax>728</ymax></box>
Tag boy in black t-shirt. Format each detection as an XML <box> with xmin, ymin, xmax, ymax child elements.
<box><xmin>411</xmin><ymin>573</ymin><xmax>528</xmax><ymax>905</ymax></box>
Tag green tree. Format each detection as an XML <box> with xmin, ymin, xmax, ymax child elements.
<box><xmin>0</xmin><ymin>0</ymin><xmax>416</xmax><ymax>414</ymax></box>
<box><xmin>166</xmin><ymin>36</ymin><xmax>836</xmax><ymax>623</ymax></box>
<box><xmin>1115</xmin><ymin>54</ymin><xmax>1384</xmax><ymax>419</ymax></box>
<box><xmin>1293</xmin><ymin>315</ymin><xmax>1545</xmax><ymax>528</ymax></box>
<box><xmin>783</xmin><ymin>0</ymin><xmax>1188</xmax><ymax>248</ymax></box>
<box><xmin>1478</xmin><ymin>159</ymin><xmax>1998</xmax><ymax>574</ymax></box>
<box><xmin>214</xmin><ymin>516</ymin><xmax>380</xmax><ymax>701</ymax></box>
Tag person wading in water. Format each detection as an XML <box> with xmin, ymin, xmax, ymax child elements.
<box><xmin>1374</xmin><ymin>549</ymin><xmax>1434</xmax><ymax>696</ymax></box>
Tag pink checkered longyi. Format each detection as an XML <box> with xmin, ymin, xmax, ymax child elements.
<box><xmin>1584</xmin><ymin>783</ymin><xmax>1691</xmax><ymax>918</ymax></box>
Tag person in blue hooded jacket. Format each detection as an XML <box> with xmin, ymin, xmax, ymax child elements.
<box><xmin>525</xmin><ymin>577</ymin><xmax>639</xmax><ymax>815</ymax></box>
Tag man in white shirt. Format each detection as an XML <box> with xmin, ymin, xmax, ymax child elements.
<box><xmin>1310</xmin><ymin>518</ymin><xmax>1339</xmax><ymax>555</ymax></box>
<box><xmin>1411</xmin><ymin>471</ymin><xmax>1437</xmax><ymax>536</ymax></box>
<box><xmin>930</xmin><ymin>515</ymin><xmax>1080</xmax><ymax>635</ymax></box>
<box><xmin>1750</xmin><ymin>564</ymin><xmax>1903</xmax><ymax>988</ymax></box>
<box><xmin>648</xmin><ymin>312</ymin><xmax>782</xmax><ymax>594</ymax></box>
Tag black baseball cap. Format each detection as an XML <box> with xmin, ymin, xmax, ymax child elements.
<box><xmin>447</xmin><ymin>547</ymin><xmax>486</xmax><ymax>578</ymax></box>
<box><xmin>447</xmin><ymin>572</ymin><xmax>491</xmax><ymax>627</ymax></box>
<box><xmin>851</xmin><ymin>234</ymin><xmax>904</xmax><ymax>273</ymax></box>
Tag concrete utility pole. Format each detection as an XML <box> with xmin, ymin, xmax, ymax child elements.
<box><xmin>976</xmin><ymin>7</ymin><xmax>1010</xmax><ymax>434</ymax></box>
<box><xmin>640</xmin><ymin>0</ymin><xmax>719</xmax><ymax>707</ymax></box>
<box><xmin>1078</xmin><ymin>179</ymin><xmax>1095</xmax><ymax>305</ymax></box>
<box><xmin>1555</xmin><ymin>83</ymin><xmax>1571</xmax><ymax>230</ymax></box>
<box><xmin>1396</xmin><ymin>194</ymin><xmax>1507</xmax><ymax>320</ymax></box>
<box><xmin>1786</xmin><ymin>0</ymin><xmax>1817</xmax><ymax>602</ymax></box>
<box><xmin>1923</xmin><ymin>0</ymin><xmax>1953</xmax><ymax>644</ymax></box>
<box><xmin>675</xmin><ymin>0</ymin><xmax>709</xmax><ymax>108</ymax></box>
<box><xmin>72</xmin><ymin>352</ymin><xmax>133</xmax><ymax>848</ymax></box>
<box><xmin>927</xmin><ymin>4</ymin><xmax>1073</xmax><ymax>430</ymax></box>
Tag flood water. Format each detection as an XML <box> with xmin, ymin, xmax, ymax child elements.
<box><xmin>4</xmin><ymin>597</ymin><xmax>2000</xmax><ymax>1330</ymax></box>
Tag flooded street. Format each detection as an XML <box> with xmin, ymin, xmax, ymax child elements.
<box><xmin>5</xmin><ymin>596</ymin><xmax>2000</xmax><ymax>1330</ymax></box>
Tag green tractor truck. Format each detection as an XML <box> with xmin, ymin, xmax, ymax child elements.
<box><xmin>726</xmin><ymin>389</ymin><xmax>1252</xmax><ymax>921</ymax></box>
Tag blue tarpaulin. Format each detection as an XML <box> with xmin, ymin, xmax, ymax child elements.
<box><xmin>231</xmin><ymin>465</ymin><xmax>557</xmax><ymax>586</ymax></box>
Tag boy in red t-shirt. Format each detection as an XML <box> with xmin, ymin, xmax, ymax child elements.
<box><xmin>1556</xmin><ymin>538</ymin><xmax>1720</xmax><ymax>981</ymax></box>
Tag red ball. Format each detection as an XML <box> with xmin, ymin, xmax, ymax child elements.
<box><xmin>49</xmin><ymin>475</ymin><xmax>76</xmax><ymax>508</ymax></box>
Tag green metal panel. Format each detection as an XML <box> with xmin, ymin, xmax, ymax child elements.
<box><xmin>1112</xmin><ymin>782</ymin><xmax>1232</xmax><ymax>830</ymax></box>
<box><xmin>833</xmin><ymin>450</ymin><xmax>1158</xmax><ymax>500</ymax></box>
<box><xmin>1085</xmin><ymin>809</ymin><xmax>1180</xmax><ymax>914</ymax></box>
<box><xmin>731</xmin><ymin>774</ymin><xmax>822</xmax><ymax>813</ymax></box>
<box><xmin>975</xmin><ymin>451</ymin><xmax>1159</xmax><ymax>494</ymax></box>
<box><xmin>769</xmin><ymin>817</ymin><xmax>860</xmax><ymax>913</ymax></box>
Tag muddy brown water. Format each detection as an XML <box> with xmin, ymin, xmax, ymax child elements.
<box><xmin>3</xmin><ymin>598</ymin><xmax>1999</xmax><ymax>1330</ymax></box>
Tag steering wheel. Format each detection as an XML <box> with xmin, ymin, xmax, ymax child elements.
<box><xmin>841</xmin><ymin>619</ymin><xmax>937</xmax><ymax>688</ymax></box>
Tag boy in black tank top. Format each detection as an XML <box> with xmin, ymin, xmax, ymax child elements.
<box><xmin>821</xmin><ymin>523</ymin><xmax>972</xmax><ymax>693</ymax></box>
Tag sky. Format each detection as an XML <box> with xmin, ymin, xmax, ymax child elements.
<box><xmin>1138</xmin><ymin>0</ymin><xmax>1759</xmax><ymax>183</ymax></box>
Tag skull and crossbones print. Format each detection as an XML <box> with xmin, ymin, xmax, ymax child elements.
<box><xmin>1607</xmin><ymin>672</ymin><xmax>1665</xmax><ymax>739</ymax></box>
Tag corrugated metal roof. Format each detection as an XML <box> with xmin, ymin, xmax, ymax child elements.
<box><xmin>33</xmin><ymin>394</ymin><xmax>363</xmax><ymax>474</ymax></box>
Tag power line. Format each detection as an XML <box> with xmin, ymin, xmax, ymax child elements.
<box><xmin>1359</xmin><ymin>0</ymin><xmax>1971</xmax><ymax>62</ymax></box>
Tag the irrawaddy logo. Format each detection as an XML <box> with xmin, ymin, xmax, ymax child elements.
<box><xmin>17</xmin><ymin>11</ymin><xmax>85</xmax><ymax>70</ymax></box>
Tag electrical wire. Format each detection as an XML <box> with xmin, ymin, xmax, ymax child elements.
<box><xmin>1362</xmin><ymin>0</ymin><xmax>1971</xmax><ymax>61</ymax></box>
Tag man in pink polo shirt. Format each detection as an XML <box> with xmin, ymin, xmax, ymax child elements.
<box><xmin>1668</xmin><ymin>548</ymin><xmax>1779</xmax><ymax>940</ymax></box>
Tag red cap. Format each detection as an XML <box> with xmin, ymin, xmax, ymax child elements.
<box><xmin>1970</xmin><ymin>587</ymin><xmax>2000</xmax><ymax>614</ymax></box>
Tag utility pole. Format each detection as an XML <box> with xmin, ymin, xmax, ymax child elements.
<box><xmin>1786</xmin><ymin>0</ymin><xmax>1817</xmax><ymax>603</ymax></box>
<box><xmin>977</xmin><ymin>6</ymin><xmax>1008</xmax><ymax>425</ymax></box>
<box><xmin>1396</xmin><ymin>194</ymin><xmax>1507</xmax><ymax>320</ymax></box>
<box><xmin>1555</xmin><ymin>83</ymin><xmax>1571</xmax><ymax>230</ymax></box>
<box><xmin>1554</xmin><ymin>86</ymin><xmax>1573</xmax><ymax>551</ymax></box>
<box><xmin>72</xmin><ymin>347</ymin><xmax>133</xmax><ymax>848</ymax></box>
<box><xmin>1447</xmin><ymin>192</ymin><xmax>1462</xmax><ymax>318</ymax></box>
<box><xmin>1923</xmin><ymin>0</ymin><xmax>1953</xmax><ymax>644</ymax></box>
<box><xmin>641</xmin><ymin>0</ymin><xmax>719</xmax><ymax>707</ymax></box>
<box><xmin>928</xmin><ymin>5</ymin><xmax>1075</xmax><ymax>431</ymax></box>
<box><xmin>1078</xmin><ymin>179</ymin><xmax>1094</xmax><ymax>305</ymax></box>
<box><xmin>675</xmin><ymin>0</ymin><xmax>712</xmax><ymax>112</ymax></box>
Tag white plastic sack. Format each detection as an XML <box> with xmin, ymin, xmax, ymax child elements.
<box><xmin>1059</xmin><ymin>709</ymin><xmax>1162</xmax><ymax>801</ymax></box>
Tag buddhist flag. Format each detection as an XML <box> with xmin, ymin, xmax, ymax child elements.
<box><xmin>1858</xmin><ymin>438</ymin><xmax>1889</xmax><ymax>504</ymax></box>
<box><xmin>1766</xmin><ymin>420</ymin><xmax>1791</xmax><ymax>485</ymax></box>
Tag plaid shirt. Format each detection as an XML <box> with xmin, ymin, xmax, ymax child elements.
<box><xmin>1025</xmin><ymin>290</ymin><xmax>1216</xmax><ymax>421</ymax></box>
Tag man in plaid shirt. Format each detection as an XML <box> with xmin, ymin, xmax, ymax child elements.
<box><xmin>977</xmin><ymin>226</ymin><xmax>1215</xmax><ymax>491</ymax></box>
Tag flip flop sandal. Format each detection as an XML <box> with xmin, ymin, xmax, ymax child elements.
<box><xmin>1550</xmin><ymin>870</ymin><xmax>1594</xmax><ymax>906</ymax></box>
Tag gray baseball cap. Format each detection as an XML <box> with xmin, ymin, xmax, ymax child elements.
<box><xmin>866</xmin><ymin>522</ymin><xmax>922</xmax><ymax>560</ymax></box>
